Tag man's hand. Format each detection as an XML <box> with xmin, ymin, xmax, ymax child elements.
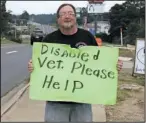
<box><xmin>28</xmin><ymin>59</ymin><xmax>34</xmax><ymax>73</ymax></box>
<box><xmin>117</xmin><ymin>59</ymin><xmax>123</xmax><ymax>72</ymax></box>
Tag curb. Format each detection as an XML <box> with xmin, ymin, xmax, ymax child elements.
<box><xmin>92</xmin><ymin>104</ymin><xmax>106</xmax><ymax>122</ymax></box>
<box><xmin>1</xmin><ymin>83</ymin><xmax>29</xmax><ymax>117</ymax></box>
<box><xmin>118</xmin><ymin>57</ymin><xmax>133</xmax><ymax>61</ymax></box>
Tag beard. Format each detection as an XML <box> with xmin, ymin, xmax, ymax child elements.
<box><xmin>61</xmin><ymin>22</ymin><xmax>74</xmax><ymax>29</ymax></box>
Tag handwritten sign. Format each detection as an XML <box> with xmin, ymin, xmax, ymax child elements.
<box><xmin>133</xmin><ymin>38</ymin><xmax>145</xmax><ymax>74</ymax></box>
<box><xmin>29</xmin><ymin>42</ymin><xmax>119</xmax><ymax>105</ymax></box>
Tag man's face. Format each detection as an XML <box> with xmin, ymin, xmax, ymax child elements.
<box><xmin>57</xmin><ymin>5</ymin><xmax>76</xmax><ymax>29</ymax></box>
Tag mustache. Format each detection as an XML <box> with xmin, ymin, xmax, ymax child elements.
<box><xmin>64</xmin><ymin>21</ymin><xmax>71</xmax><ymax>22</ymax></box>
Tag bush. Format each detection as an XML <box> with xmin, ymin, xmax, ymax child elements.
<box><xmin>95</xmin><ymin>32</ymin><xmax>109</xmax><ymax>42</ymax></box>
<box><xmin>5</xmin><ymin>30</ymin><xmax>23</xmax><ymax>43</ymax></box>
<box><xmin>10</xmin><ymin>37</ymin><xmax>22</xmax><ymax>43</ymax></box>
<box><xmin>137</xmin><ymin>27</ymin><xmax>145</xmax><ymax>38</ymax></box>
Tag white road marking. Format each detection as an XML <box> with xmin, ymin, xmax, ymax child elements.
<box><xmin>6</xmin><ymin>51</ymin><xmax>18</xmax><ymax>54</ymax></box>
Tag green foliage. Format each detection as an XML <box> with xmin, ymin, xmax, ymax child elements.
<box><xmin>29</xmin><ymin>14</ymin><xmax>57</xmax><ymax>24</ymax></box>
<box><xmin>124</xmin><ymin>22</ymin><xmax>141</xmax><ymax>45</ymax></box>
<box><xmin>10</xmin><ymin>37</ymin><xmax>22</xmax><ymax>43</ymax></box>
<box><xmin>6</xmin><ymin>30</ymin><xmax>22</xmax><ymax>43</ymax></box>
<box><xmin>20</xmin><ymin>10</ymin><xmax>29</xmax><ymax>20</ymax></box>
<box><xmin>1</xmin><ymin>0</ymin><xmax>12</xmax><ymax>33</ymax></box>
<box><xmin>137</xmin><ymin>26</ymin><xmax>145</xmax><ymax>38</ymax></box>
<box><xmin>108</xmin><ymin>0</ymin><xmax>145</xmax><ymax>45</ymax></box>
<box><xmin>95</xmin><ymin>33</ymin><xmax>109</xmax><ymax>42</ymax></box>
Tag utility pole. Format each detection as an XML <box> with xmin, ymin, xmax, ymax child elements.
<box><xmin>120</xmin><ymin>27</ymin><xmax>123</xmax><ymax>46</ymax></box>
<box><xmin>94</xmin><ymin>14</ymin><xmax>97</xmax><ymax>35</ymax></box>
<box><xmin>14</xmin><ymin>19</ymin><xmax>17</xmax><ymax>38</ymax></box>
<box><xmin>87</xmin><ymin>0</ymin><xmax>104</xmax><ymax>36</ymax></box>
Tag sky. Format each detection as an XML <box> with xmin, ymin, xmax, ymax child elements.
<box><xmin>6</xmin><ymin>1</ymin><xmax>125</xmax><ymax>15</ymax></box>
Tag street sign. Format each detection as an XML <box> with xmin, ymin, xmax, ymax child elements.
<box><xmin>87</xmin><ymin>3</ymin><xmax>104</xmax><ymax>14</ymax></box>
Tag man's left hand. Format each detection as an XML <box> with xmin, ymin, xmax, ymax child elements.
<box><xmin>117</xmin><ymin>59</ymin><xmax>123</xmax><ymax>72</ymax></box>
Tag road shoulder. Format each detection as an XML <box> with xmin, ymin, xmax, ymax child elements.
<box><xmin>1</xmin><ymin>84</ymin><xmax>106</xmax><ymax>122</ymax></box>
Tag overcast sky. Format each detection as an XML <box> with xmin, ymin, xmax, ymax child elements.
<box><xmin>6</xmin><ymin>1</ymin><xmax>125</xmax><ymax>15</ymax></box>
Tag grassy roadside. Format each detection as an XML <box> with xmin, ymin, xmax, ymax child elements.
<box><xmin>1</xmin><ymin>39</ymin><xmax>18</xmax><ymax>44</ymax></box>
<box><xmin>117</xmin><ymin>69</ymin><xmax>144</xmax><ymax>102</ymax></box>
<box><xmin>105</xmin><ymin>68</ymin><xmax>144</xmax><ymax>122</ymax></box>
<box><xmin>119</xmin><ymin>48</ymin><xmax>135</xmax><ymax>58</ymax></box>
<box><xmin>102</xmin><ymin>42</ymin><xmax>135</xmax><ymax>58</ymax></box>
<box><xmin>1</xmin><ymin>38</ymin><xmax>30</xmax><ymax>45</ymax></box>
<box><xmin>104</xmin><ymin>43</ymin><xmax>144</xmax><ymax>121</ymax></box>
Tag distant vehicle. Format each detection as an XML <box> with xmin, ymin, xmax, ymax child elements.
<box><xmin>30</xmin><ymin>29</ymin><xmax>45</xmax><ymax>45</ymax></box>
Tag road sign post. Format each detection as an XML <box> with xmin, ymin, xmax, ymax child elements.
<box><xmin>87</xmin><ymin>0</ymin><xmax>104</xmax><ymax>36</ymax></box>
<box><xmin>94</xmin><ymin>15</ymin><xmax>97</xmax><ymax>35</ymax></box>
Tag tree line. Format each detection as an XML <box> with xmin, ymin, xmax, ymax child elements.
<box><xmin>108</xmin><ymin>0</ymin><xmax>145</xmax><ymax>45</ymax></box>
<box><xmin>1</xmin><ymin>0</ymin><xmax>145</xmax><ymax>45</ymax></box>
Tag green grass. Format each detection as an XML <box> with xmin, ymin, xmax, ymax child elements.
<box><xmin>117</xmin><ymin>89</ymin><xmax>131</xmax><ymax>102</ymax></box>
<box><xmin>102</xmin><ymin>42</ymin><xmax>122</xmax><ymax>47</ymax></box>
<box><xmin>116</xmin><ymin>70</ymin><xmax>145</xmax><ymax>102</ymax></box>
<box><xmin>1</xmin><ymin>38</ymin><xmax>30</xmax><ymax>45</ymax></box>
<box><xmin>1</xmin><ymin>38</ymin><xmax>18</xmax><ymax>44</ymax></box>
<box><xmin>102</xmin><ymin>42</ymin><xmax>135</xmax><ymax>58</ymax></box>
<box><xmin>119</xmin><ymin>48</ymin><xmax>135</xmax><ymax>58</ymax></box>
<box><xmin>22</xmin><ymin>39</ymin><xmax>30</xmax><ymax>44</ymax></box>
<box><xmin>119</xmin><ymin>70</ymin><xmax>145</xmax><ymax>86</ymax></box>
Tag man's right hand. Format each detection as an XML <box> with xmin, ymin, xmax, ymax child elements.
<box><xmin>28</xmin><ymin>59</ymin><xmax>34</xmax><ymax>73</ymax></box>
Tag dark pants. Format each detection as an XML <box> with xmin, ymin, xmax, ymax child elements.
<box><xmin>44</xmin><ymin>101</ymin><xmax>92</xmax><ymax>122</ymax></box>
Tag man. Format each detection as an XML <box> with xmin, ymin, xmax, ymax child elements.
<box><xmin>28</xmin><ymin>3</ymin><xmax>123</xmax><ymax>122</ymax></box>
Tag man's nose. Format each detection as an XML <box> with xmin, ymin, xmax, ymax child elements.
<box><xmin>64</xmin><ymin>14</ymin><xmax>70</xmax><ymax>18</ymax></box>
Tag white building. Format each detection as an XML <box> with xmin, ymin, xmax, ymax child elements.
<box><xmin>96</xmin><ymin>21</ymin><xmax>110</xmax><ymax>34</ymax></box>
<box><xmin>75</xmin><ymin>7</ymin><xmax>81</xmax><ymax>18</ymax></box>
<box><xmin>87</xmin><ymin>21</ymin><xmax>110</xmax><ymax>34</ymax></box>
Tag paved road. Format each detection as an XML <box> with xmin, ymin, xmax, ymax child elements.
<box><xmin>1</xmin><ymin>44</ymin><xmax>32</xmax><ymax>97</ymax></box>
<box><xmin>123</xmin><ymin>61</ymin><xmax>133</xmax><ymax>68</ymax></box>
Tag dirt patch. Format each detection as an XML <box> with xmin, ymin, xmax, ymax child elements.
<box><xmin>119</xmin><ymin>48</ymin><xmax>135</xmax><ymax>58</ymax></box>
<box><xmin>105</xmin><ymin>69</ymin><xmax>144</xmax><ymax>122</ymax></box>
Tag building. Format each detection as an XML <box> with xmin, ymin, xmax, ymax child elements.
<box><xmin>87</xmin><ymin>21</ymin><xmax>110</xmax><ymax>34</ymax></box>
<box><xmin>75</xmin><ymin>7</ymin><xmax>81</xmax><ymax>18</ymax></box>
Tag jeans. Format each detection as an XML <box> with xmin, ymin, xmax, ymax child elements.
<box><xmin>44</xmin><ymin>101</ymin><xmax>92</xmax><ymax>122</ymax></box>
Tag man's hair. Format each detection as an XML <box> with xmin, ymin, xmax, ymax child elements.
<box><xmin>56</xmin><ymin>3</ymin><xmax>76</xmax><ymax>18</ymax></box>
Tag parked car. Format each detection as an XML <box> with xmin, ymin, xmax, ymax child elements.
<box><xmin>30</xmin><ymin>29</ymin><xmax>45</xmax><ymax>45</ymax></box>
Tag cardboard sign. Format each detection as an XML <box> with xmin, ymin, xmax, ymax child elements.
<box><xmin>29</xmin><ymin>42</ymin><xmax>119</xmax><ymax>105</ymax></box>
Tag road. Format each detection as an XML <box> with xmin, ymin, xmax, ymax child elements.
<box><xmin>1</xmin><ymin>44</ymin><xmax>32</xmax><ymax>97</ymax></box>
<box><xmin>35</xmin><ymin>24</ymin><xmax>56</xmax><ymax>34</ymax></box>
<box><xmin>123</xmin><ymin>61</ymin><xmax>133</xmax><ymax>68</ymax></box>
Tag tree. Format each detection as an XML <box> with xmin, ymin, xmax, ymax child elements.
<box><xmin>20</xmin><ymin>10</ymin><xmax>29</xmax><ymax>21</ymax></box>
<box><xmin>1</xmin><ymin>0</ymin><xmax>12</xmax><ymax>35</ymax></box>
<box><xmin>124</xmin><ymin>22</ymin><xmax>140</xmax><ymax>45</ymax></box>
<box><xmin>108</xmin><ymin>0</ymin><xmax>145</xmax><ymax>44</ymax></box>
<box><xmin>109</xmin><ymin>4</ymin><xmax>127</xmax><ymax>38</ymax></box>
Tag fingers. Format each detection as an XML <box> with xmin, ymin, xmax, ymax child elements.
<box><xmin>28</xmin><ymin>59</ymin><xmax>34</xmax><ymax>73</ymax></box>
<box><xmin>29</xmin><ymin>59</ymin><xmax>32</xmax><ymax>64</ymax></box>
<box><xmin>117</xmin><ymin>60</ymin><xmax>123</xmax><ymax>72</ymax></box>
